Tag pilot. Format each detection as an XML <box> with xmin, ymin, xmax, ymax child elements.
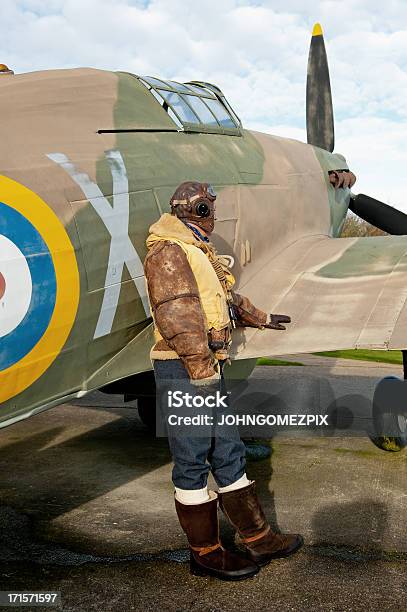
<box><xmin>0</xmin><ymin>64</ymin><xmax>14</xmax><ymax>75</ymax></box>
<box><xmin>144</xmin><ymin>181</ymin><xmax>303</xmax><ymax>581</ymax></box>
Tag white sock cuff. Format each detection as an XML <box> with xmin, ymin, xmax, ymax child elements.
<box><xmin>174</xmin><ymin>486</ymin><xmax>210</xmax><ymax>505</ymax></box>
<box><xmin>218</xmin><ymin>473</ymin><xmax>251</xmax><ymax>493</ymax></box>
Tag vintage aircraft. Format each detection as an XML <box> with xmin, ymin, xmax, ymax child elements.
<box><xmin>0</xmin><ymin>24</ymin><xmax>406</xmax><ymax>451</ymax></box>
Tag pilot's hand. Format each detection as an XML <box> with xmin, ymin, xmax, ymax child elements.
<box><xmin>264</xmin><ymin>314</ymin><xmax>291</xmax><ymax>330</ymax></box>
<box><xmin>329</xmin><ymin>169</ymin><xmax>356</xmax><ymax>189</ymax></box>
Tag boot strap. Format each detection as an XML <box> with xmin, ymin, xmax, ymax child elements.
<box><xmin>241</xmin><ymin>524</ymin><xmax>271</xmax><ymax>544</ymax></box>
<box><xmin>190</xmin><ymin>542</ymin><xmax>222</xmax><ymax>556</ymax></box>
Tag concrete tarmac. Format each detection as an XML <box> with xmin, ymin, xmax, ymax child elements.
<box><xmin>0</xmin><ymin>356</ymin><xmax>405</xmax><ymax>611</ymax></box>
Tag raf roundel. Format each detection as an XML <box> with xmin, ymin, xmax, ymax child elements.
<box><xmin>0</xmin><ymin>176</ymin><xmax>80</xmax><ymax>403</ymax></box>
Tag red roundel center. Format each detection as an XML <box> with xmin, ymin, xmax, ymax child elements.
<box><xmin>0</xmin><ymin>272</ymin><xmax>5</xmax><ymax>300</ymax></box>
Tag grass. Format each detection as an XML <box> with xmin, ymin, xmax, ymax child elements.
<box><xmin>313</xmin><ymin>349</ymin><xmax>403</xmax><ymax>366</ymax></box>
<box><xmin>257</xmin><ymin>349</ymin><xmax>403</xmax><ymax>367</ymax></box>
<box><xmin>256</xmin><ymin>357</ymin><xmax>304</xmax><ymax>366</ymax></box>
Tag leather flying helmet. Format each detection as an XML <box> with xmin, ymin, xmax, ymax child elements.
<box><xmin>170</xmin><ymin>181</ymin><xmax>217</xmax><ymax>234</ymax></box>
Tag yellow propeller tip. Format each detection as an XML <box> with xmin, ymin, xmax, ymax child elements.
<box><xmin>312</xmin><ymin>23</ymin><xmax>323</xmax><ymax>37</ymax></box>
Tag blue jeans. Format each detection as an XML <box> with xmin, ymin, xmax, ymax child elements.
<box><xmin>154</xmin><ymin>359</ymin><xmax>246</xmax><ymax>490</ymax></box>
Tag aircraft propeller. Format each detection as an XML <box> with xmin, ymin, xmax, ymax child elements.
<box><xmin>306</xmin><ymin>23</ymin><xmax>334</xmax><ymax>153</ymax></box>
<box><xmin>348</xmin><ymin>194</ymin><xmax>407</xmax><ymax>235</ymax></box>
<box><xmin>306</xmin><ymin>23</ymin><xmax>407</xmax><ymax>235</ymax></box>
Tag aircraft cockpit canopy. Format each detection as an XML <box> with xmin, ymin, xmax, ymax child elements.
<box><xmin>137</xmin><ymin>75</ymin><xmax>242</xmax><ymax>135</ymax></box>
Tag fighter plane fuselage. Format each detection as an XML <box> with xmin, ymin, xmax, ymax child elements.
<box><xmin>0</xmin><ymin>68</ymin><xmax>351</xmax><ymax>426</ymax></box>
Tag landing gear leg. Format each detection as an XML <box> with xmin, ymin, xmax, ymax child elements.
<box><xmin>369</xmin><ymin>351</ymin><xmax>407</xmax><ymax>452</ymax></box>
<box><xmin>137</xmin><ymin>397</ymin><xmax>157</xmax><ymax>434</ymax></box>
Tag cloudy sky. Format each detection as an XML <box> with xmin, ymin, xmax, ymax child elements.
<box><xmin>2</xmin><ymin>0</ymin><xmax>406</xmax><ymax>210</ymax></box>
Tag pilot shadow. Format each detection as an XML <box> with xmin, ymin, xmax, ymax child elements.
<box><xmin>310</xmin><ymin>499</ymin><xmax>389</xmax><ymax>557</ymax></box>
<box><xmin>218</xmin><ymin>374</ymin><xmax>385</xmax><ymax>550</ymax></box>
<box><xmin>278</xmin><ymin>499</ymin><xmax>400</xmax><ymax>608</ymax></box>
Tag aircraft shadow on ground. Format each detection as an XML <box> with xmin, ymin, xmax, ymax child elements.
<box><xmin>0</xmin><ymin>408</ymin><xmax>171</xmax><ymax>523</ymax></box>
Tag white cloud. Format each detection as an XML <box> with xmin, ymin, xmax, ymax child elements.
<box><xmin>335</xmin><ymin>116</ymin><xmax>407</xmax><ymax>212</ymax></box>
<box><xmin>1</xmin><ymin>0</ymin><xmax>406</xmax><ymax>210</ymax></box>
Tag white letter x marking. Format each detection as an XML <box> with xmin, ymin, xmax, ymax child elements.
<box><xmin>47</xmin><ymin>150</ymin><xmax>149</xmax><ymax>338</ymax></box>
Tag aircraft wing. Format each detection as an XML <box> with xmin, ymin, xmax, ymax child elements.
<box><xmin>232</xmin><ymin>234</ymin><xmax>407</xmax><ymax>360</ymax></box>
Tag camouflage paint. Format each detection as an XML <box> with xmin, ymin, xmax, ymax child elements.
<box><xmin>1</xmin><ymin>67</ymin><xmax>406</xmax><ymax>430</ymax></box>
<box><xmin>317</xmin><ymin>235</ymin><xmax>407</xmax><ymax>279</ymax></box>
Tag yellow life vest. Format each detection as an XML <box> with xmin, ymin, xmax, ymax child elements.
<box><xmin>146</xmin><ymin>214</ymin><xmax>234</xmax><ymax>339</ymax></box>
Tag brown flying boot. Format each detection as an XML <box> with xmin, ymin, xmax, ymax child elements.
<box><xmin>218</xmin><ymin>481</ymin><xmax>303</xmax><ymax>567</ymax></box>
<box><xmin>175</xmin><ymin>492</ymin><xmax>259</xmax><ymax>581</ymax></box>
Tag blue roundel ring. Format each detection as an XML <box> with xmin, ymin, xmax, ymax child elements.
<box><xmin>0</xmin><ymin>201</ymin><xmax>57</xmax><ymax>370</ymax></box>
